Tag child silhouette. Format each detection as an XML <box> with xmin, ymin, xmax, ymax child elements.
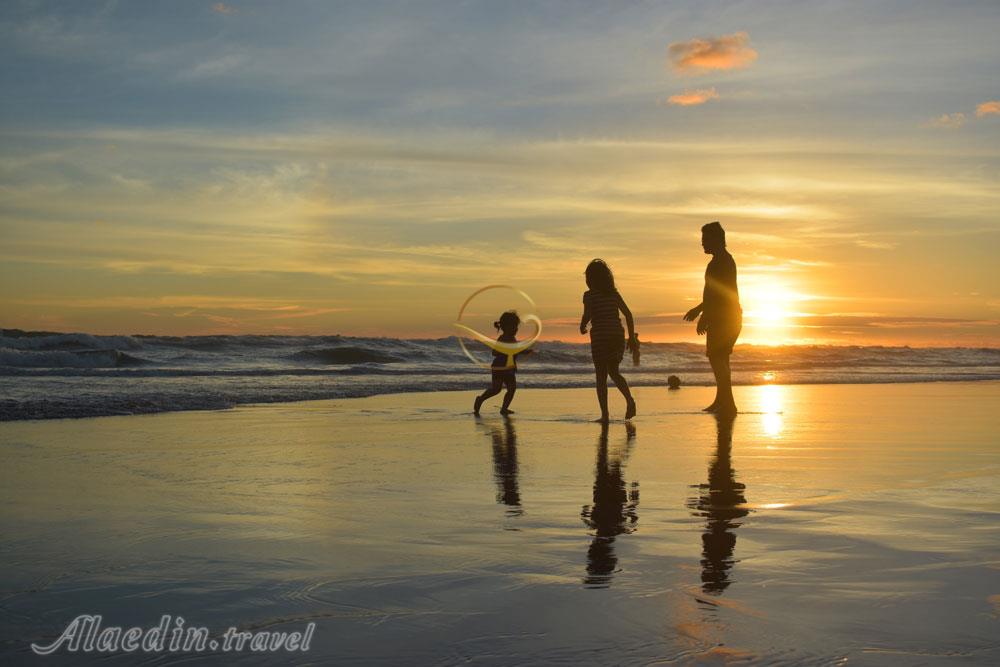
<box><xmin>474</xmin><ymin>311</ymin><xmax>532</xmax><ymax>415</ymax></box>
<box><xmin>580</xmin><ymin>259</ymin><xmax>637</xmax><ymax>422</ymax></box>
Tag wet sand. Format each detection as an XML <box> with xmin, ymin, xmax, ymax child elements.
<box><xmin>2</xmin><ymin>382</ymin><xmax>999</xmax><ymax>665</ymax></box>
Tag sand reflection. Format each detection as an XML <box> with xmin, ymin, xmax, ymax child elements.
<box><xmin>581</xmin><ymin>422</ymin><xmax>639</xmax><ymax>588</ymax></box>
<box><xmin>688</xmin><ymin>413</ymin><xmax>750</xmax><ymax>595</ymax></box>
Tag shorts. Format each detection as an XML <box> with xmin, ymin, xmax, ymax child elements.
<box><xmin>706</xmin><ymin>311</ymin><xmax>742</xmax><ymax>358</ymax></box>
<box><xmin>590</xmin><ymin>334</ymin><xmax>625</xmax><ymax>365</ymax></box>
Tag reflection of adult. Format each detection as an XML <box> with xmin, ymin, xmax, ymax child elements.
<box><xmin>684</xmin><ymin>222</ymin><xmax>742</xmax><ymax>413</ymax></box>
<box><xmin>687</xmin><ymin>412</ymin><xmax>748</xmax><ymax>595</ymax></box>
<box><xmin>580</xmin><ymin>423</ymin><xmax>638</xmax><ymax>587</ymax></box>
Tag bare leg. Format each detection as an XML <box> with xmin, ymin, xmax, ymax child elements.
<box><xmin>716</xmin><ymin>354</ymin><xmax>737</xmax><ymax>413</ymax></box>
<box><xmin>500</xmin><ymin>375</ymin><xmax>517</xmax><ymax>414</ymax></box>
<box><xmin>608</xmin><ymin>360</ymin><xmax>636</xmax><ymax>419</ymax></box>
<box><xmin>705</xmin><ymin>354</ymin><xmax>722</xmax><ymax>412</ymax></box>
<box><xmin>594</xmin><ymin>361</ymin><xmax>610</xmax><ymax>422</ymax></box>
<box><xmin>708</xmin><ymin>352</ymin><xmax>737</xmax><ymax>414</ymax></box>
<box><xmin>475</xmin><ymin>374</ymin><xmax>503</xmax><ymax>415</ymax></box>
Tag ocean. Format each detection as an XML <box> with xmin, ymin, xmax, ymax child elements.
<box><xmin>2</xmin><ymin>329</ymin><xmax>999</xmax><ymax>420</ymax></box>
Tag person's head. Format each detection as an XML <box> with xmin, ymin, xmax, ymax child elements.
<box><xmin>494</xmin><ymin>310</ymin><xmax>520</xmax><ymax>335</ymax></box>
<box><xmin>585</xmin><ymin>259</ymin><xmax>616</xmax><ymax>291</ymax></box>
<box><xmin>667</xmin><ymin>375</ymin><xmax>681</xmax><ymax>390</ymax></box>
<box><xmin>701</xmin><ymin>221</ymin><xmax>726</xmax><ymax>254</ymax></box>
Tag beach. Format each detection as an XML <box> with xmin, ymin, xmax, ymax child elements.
<box><xmin>2</xmin><ymin>381</ymin><xmax>999</xmax><ymax>664</ymax></box>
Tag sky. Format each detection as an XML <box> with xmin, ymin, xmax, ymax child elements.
<box><xmin>1</xmin><ymin>0</ymin><xmax>998</xmax><ymax>345</ymax></box>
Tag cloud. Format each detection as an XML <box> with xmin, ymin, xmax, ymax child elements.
<box><xmin>177</xmin><ymin>54</ymin><xmax>245</xmax><ymax>80</ymax></box>
<box><xmin>666</xmin><ymin>88</ymin><xmax>720</xmax><ymax>106</ymax></box>
<box><xmin>668</xmin><ymin>32</ymin><xmax>757</xmax><ymax>75</ymax></box>
<box><xmin>212</xmin><ymin>3</ymin><xmax>237</xmax><ymax>15</ymax></box>
<box><xmin>926</xmin><ymin>112</ymin><xmax>966</xmax><ymax>129</ymax></box>
<box><xmin>976</xmin><ymin>100</ymin><xmax>1000</xmax><ymax>117</ymax></box>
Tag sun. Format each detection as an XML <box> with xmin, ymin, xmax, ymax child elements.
<box><xmin>740</xmin><ymin>279</ymin><xmax>807</xmax><ymax>344</ymax></box>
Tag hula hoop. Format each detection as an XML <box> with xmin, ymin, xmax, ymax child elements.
<box><xmin>454</xmin><ymin>285</ymin><xmax>542</xmax><ymax>370</ymax></box>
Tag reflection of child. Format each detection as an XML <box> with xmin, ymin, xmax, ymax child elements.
<box><xmin>474</xmin><ymin>311</ymin><xmax>532</xmax><ymax>416</ymax></box>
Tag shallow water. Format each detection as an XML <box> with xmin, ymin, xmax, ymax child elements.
<box><xmin>5</xmin><ymin>330</ymin><xmax>1000</xmax><ymax>419</ymax></box>
<box><xmin>2</xmin><ymin>383</ymin><xmax>999</xmax><ymax>664</ymax></box>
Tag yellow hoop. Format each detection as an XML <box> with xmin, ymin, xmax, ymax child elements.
<box><xmin>454</xmin><ymin>285</ymin><xmax>542</xmax><ymax>370</ymax></box>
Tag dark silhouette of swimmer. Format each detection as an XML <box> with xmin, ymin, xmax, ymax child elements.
<box><xmin>580</xmin><ymin>422</ymin><xmax>639</xmax><ymax>587</ymax></box>
<box><xmin>484</xmin><ymin>417</ymin><xmax>522</xmax><ymax>517</ymax></box>
<box><xmin>687</xmin><ymin>412</ymin><xmax>748</xmax><ymax>595</ymax></box>
<box><xmin>683</xmin><ymin>222</ymin><xmax>742</xmax><ymax>414</ymax></box>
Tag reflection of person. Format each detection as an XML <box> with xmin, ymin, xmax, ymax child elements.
<box><xmin>580</xmin><ymin>259</ymin><xmax>638</xmax><ymax>423</ymax></box>
<box><xmin>687</xmin><ymin>412</ymin><xmax>748</xmax><ymax>595</ymax></box>
<box><xmin>474</xmin><ymin>311</ymin><xmax>532</xmax><ymax>415</ymax></box>
<box><xmin>684</xmin><ymin>222</ymin><xmax>742</xmax><ymax>414</ymax></box>
<box><xmin>486</xmin><ymin>417</ymin><xmax>522</xmax><ymax>517</ymax></box>
<box><xmin>580</xmin><ymin>422</ymin><xmax>639</xmax><ymax>587</ymax></box>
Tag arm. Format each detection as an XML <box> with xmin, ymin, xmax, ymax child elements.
<box><xmin>683</xmin><ymin>302</ymin><xmax>703</xmax><ymax>322</ymax></box>
<box><xmin>616</xmin><ymin>293</ymin><xmax>636</xmax><ymax>341</ymax></box>
<box><xmin>580</xmin><ymin>299</ymin><xmax>591</xmax><ymax>334</ymax></box>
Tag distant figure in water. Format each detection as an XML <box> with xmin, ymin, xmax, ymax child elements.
<box><xmin>474</xmin><ymin>311</ymin><xmax>532</xmax><ymax>416</ymax></box>
<box><xmin>684</xmin><ymin>222</ymin><xmax>742</xmax><ymax>414</ymax></box>
<box><xmin>580</xmin><ymin>259</ymin><xmax>637</xmax><ymax>423</ymax></box>
<box><xmin>667</xmin><ymin>375</ymin><xmax>681</xmax><ymax>390</ymax></box>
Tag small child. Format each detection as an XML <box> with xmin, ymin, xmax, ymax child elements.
<box><xmin>474</xmin><ymin>311</ymin><xmax>532</xmax><ymax>416</ymax></box>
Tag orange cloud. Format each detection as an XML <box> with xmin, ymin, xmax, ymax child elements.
<box><xmin>927</xmin><ymin>112</ymin><xmax>966</xmax><ymax>129</ymax></box>
<box><xmin>667</xmin><ymin>88</ymin><xmax>720</xmax><ymax>106</ymax></box>
<box><xmin>976</xmin><ymin>100</ymin><xmax>1000</xmax><ymax>117</ymax></box>
<box><xmin>212</xmin><ymin>2</ymin><xmax>237</xmax><ymax>15</ymax></box>
<box><xmin>668</xmin><ymin>32</ymin><xmax>757</xmax><ymax>75</ymax></box>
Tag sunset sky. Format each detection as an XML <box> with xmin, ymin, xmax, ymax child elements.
<box><xmin>2</xmin><ymin>1</ymin><xmax>998</xmax><ymax>345</ymax></box>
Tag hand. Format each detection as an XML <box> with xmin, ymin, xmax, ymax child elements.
<box><xmin>579</xmin><ymin>325</ymin><xmax>588</xmax><ymax>335</ymax></box>
<box><xmin>696</xmin><ymin>316</ymin><xmax>707</xmax><ymax>336</ymax></box>
<box><xmin>683</xmin><ymin>306</ymin><xmax>702</xmax><ymax>322</ymax></box>
<box><xmin>626</xmin><ymin>335</ymin><xmax>638</xmax><ymax>352</ymax></box>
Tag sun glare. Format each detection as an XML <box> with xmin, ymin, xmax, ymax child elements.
<box><xmin>740</xmin><ymin>279</ymin><xmax>809</xmax><ymax>344</ymax></box>
<box><xmin>759</xmin><ymin>384</ymin><xmax>785</xmax><ymax>439</ymax></box>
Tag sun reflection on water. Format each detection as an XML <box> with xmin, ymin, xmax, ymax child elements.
<box><xmin>759</xmin><ymin>384</ymin><xmax>785</xmax><ymax>438</ymax></box>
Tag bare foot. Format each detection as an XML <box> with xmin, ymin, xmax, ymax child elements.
<box><xmin>594</xmin><ymin>415</ymin><xmax>610</xmax><ymax>424</ymax></box>
<box><xmin>474</xmin><ymin>396</ymin><xmax>483</xmax><ymax>415</ymax></box>
<box><xmin>715</xmin><ymin>402</ymin><xmax>738</xmax><ymax>415</ymax></box>
<box><xmin>500</xmin><ymin>408</ymin><xmax>515</xmax><ymax>415</ymax></box>
<box><xmin>625</xmin><ymin>399</ymin><xmax>636</xmax><ymax>420</ymax></box>
<box><xmin>702</xmin><ymin>403</ymin><xmax>718</xmax><ymax>413</ymax></box>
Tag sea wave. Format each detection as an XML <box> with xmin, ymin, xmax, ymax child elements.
<box><xmin>1</xmin><ymin>330</ymin><xmax>144</xmax><ymax>351</ymax></box>
<box><xmin>290</xmin><ymin>347</ymin><xmax>403</xmax><ymax>364</ymax></box>
<box><xmin>2</xmin><ymin>330</ymin><xmax>999</xmax><ymax>420</ymax></box>
<box><xmin>0</xmin><ymin>348</ymin><xmax>152</xmax><ymax>368</ymax></box>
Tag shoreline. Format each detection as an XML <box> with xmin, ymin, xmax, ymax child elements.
<box><xmin>2</xmin><ymin>377</ymin><xmax>999</xmax><ymax>423</ymax></box>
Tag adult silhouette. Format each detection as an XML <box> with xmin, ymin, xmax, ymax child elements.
<box><xmin>580</xmin><ymin>422</ymin><xmax>639</xmax><ymax>587</ymax></box>
<box><xmin>684</xmin><ymin>221</ymin><xmax>742</xmax><ymax>413</ymax></box>
<box><xmin>686</xmin><ymin>412</ymin><xmax>748</xmax><ymax>595</ymax></box>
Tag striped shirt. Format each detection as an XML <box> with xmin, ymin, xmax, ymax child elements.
<box><xmin>583</xmin><ymin>289</ymin><xmax>624</xmax><ymax>344</ymax></box>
